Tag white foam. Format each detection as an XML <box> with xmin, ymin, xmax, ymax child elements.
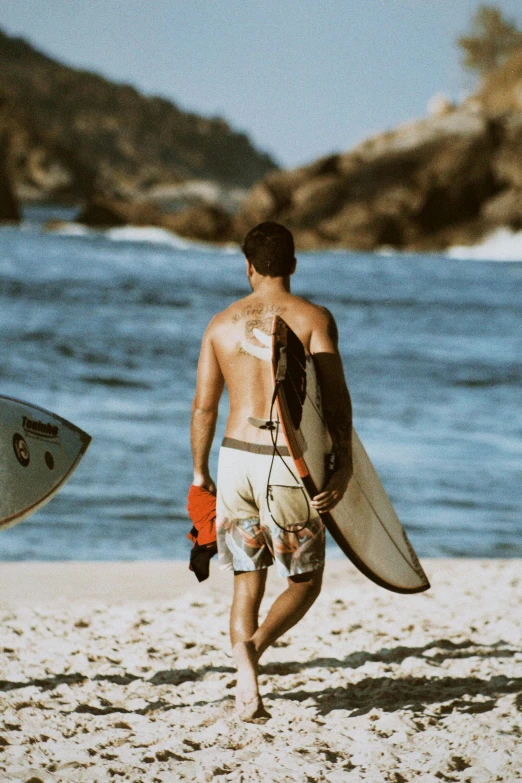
<box><xmin>105</xmin><ymin>226</ymin><xmax>241</xmax><ymax>254</ymax></box>
<box><xmin>104</xmin><ymin>225</ymin><xmax>196</xmax><ymax>249</ymax></box>
<box><xmin>45</xmin><ymin>221</ymin><xmax>202</xmax><ymax>249</ymax></box>
<box><xmin>448</xmin><ymin>228</ymin><xmax>522</xmax><ymax>261</ymax></box>
<box><xmin>47</xmin><ymin>223</ymin><xmax>93</xmax><ymax>237</ymax></box>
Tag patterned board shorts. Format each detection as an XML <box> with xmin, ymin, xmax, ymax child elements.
<box><xmin>216</xmin><ymin>438</ymin><xmax>325</xmax><ymax>578</ymax></box>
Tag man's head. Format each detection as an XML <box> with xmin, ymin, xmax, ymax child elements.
<box><xmin>242</xmin><ymin>222</ymin><xmax>296</xmax><ymax>278</ymax></box>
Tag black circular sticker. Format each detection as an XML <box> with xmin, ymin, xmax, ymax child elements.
<box><xmin>13</xmin><ymin>433</ymin><xmax>30</xmax><ymax>467</ymax></box>
<box><xmin>44</xmin><ymin>451</ymin><xmax>55</xmax><ymax>470</ymax></box>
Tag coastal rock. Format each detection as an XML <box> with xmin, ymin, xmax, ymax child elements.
<box><xmin>225</xmin><ymin>51</ymin><xmax>522</xmax><ymax>253</ymax></box>
<box><xmin>482</xmin><ymin>189</ymin><xmax>522</xmax><ymax>230</ymax></box>
<box><xmin>427</xmin><ymin>93</ymin><xmax>456</xmax><ymax>116</ymax></box>
<box><xmin>77</xmin><ymin>193</ymin><xmax>235</xmax><ymax>245</ymax></box>
<box><xmin>237</xmin><ymin>181</ymin><xmax>281</xmax><ymax>230</ymax></box>
<box><xmin>232</xmin><ymin>107</ymin><xmax>502</xmax><ymax>251</ymax></box>
<box><xmin>162</xmin><ymin>204</ymin><xmax>234</xmax><ymax>243</ymax></box>
<box><xmin>491</xmin><ymin>115</ymin><xmax>522</xmax><ymax>189</ymax></box>
<box><xmin>0</xmin><ymin>94</ymin><xmax>21</xmax><ymax>222</ymax></box>
<box><xmin>77</xmin><ymin>195</ymin><xmax>161</xmax><ymax>228</ymax></box>
<box><xmin>0</xmin><ymin>129</ymin><xmax>20</xmax><ymax>222</ymax></box>
<box><xmin>0</xmin><ymin>89</ymin><xmax>96</xmax><ymax>204</ymax></box>
<box><xmin>234</xmin><ymin>157</ymin><xmax>340</xmax><ymax>237</ymax></box>
<box><xmin>68</xmin><ymin>57</ymin><xmax>522</xmax><ymax>251</ymax></box>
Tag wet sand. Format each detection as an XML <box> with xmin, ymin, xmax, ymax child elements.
<box><xmin>1</xmin><ymin>558</ymin><xmax>521</xmax><ymax>782</ymax></box>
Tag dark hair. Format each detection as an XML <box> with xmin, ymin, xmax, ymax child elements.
<box><xmin>241</xmin><ymin>222</ymin><xmax>295</xmax><ymax>277</ymax></box>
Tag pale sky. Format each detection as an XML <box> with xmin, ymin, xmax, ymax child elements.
<box><xmin>1</xmin><ymin>0</ymin><xmax>521</xmax><ymax>168</ymax></box>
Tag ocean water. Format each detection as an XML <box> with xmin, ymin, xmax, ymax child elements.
<box><xmin>1</xmin><ymin>212</ymin><xmax>521</xmax><ymax>561</ymax></box>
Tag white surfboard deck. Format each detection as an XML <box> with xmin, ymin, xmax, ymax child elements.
<box><xmin>271</xmin><ymin>316</ymin><xmax>430</xmax><ymax>594</ymax></box>
<box><xmin>0</xmin><ymin>395</ymin><xmax>91</xmax><ymax>531</ymax></box>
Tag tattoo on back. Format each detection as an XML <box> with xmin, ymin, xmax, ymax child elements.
<box><xmin>233</xmin><ymin>304</ymin><xmax>287</xmax><ymax>355</ymax></box>
<box><xmin>232</xmin><ymin>303</ymin><xmax>287</xmax><ymax>325</ymax></box>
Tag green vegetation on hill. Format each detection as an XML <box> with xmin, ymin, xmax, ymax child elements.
<box><xmin>0</xmin><ymin>28</ymin><xmax>277</xmax><ymax>200</ymax></box>
<box><xmin>458</xmin><ymin>4</ymin><xmax>522</xmax><ymax>77</ymax></box>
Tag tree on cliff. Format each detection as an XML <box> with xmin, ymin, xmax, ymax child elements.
<box><xmin>458</xmin><ymin>5</ymin><xmax>522</xmax><ymax>77</ymax></box>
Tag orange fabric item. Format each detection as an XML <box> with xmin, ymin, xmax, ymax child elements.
<box><xmin>186</xmin><ymin>485</ymin><xmax>216</xmax><ymax>547</ymax></box>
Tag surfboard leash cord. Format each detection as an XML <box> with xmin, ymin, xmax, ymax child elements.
<box><xmin>265</xmin><ymin>379</ymin><xmax>311</xmax><ymax>534</ymax></box>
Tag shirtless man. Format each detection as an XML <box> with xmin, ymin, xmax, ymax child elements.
<box><xmin>191</xmin><ymin>221</ymin><xmax>352</xmax><ymax>721</ymax></box>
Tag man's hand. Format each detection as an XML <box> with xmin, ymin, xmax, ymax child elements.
<box><xmin>310</xmin><ymin>465</ymin><xmax>352</xmax><ymax>514</ymax></box>
<box><xmin>192</xmin><ymin>472</ymin><xmax>216</xmax><ymax>495</ymax></box>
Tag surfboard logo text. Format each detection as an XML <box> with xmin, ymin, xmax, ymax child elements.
<box><xmin>23</xmin><ymin>416</ymin><xmax>59</xmax><ymax>441</ymax></box>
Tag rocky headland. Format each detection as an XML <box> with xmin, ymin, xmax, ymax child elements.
<box><xmin>0</xmin><ymin>28</ymin><xmax>277</xmax><ymax>219</ymax></box>
<box><xmin>69</xmin><ymin>91</ymin><xmax>520</xmax><ymax>251</ymax></box>
<box><xmin>0</xmin><ymin>103</ymin><xmax>21</xmax><ymax>223</ymax></box>
<box><xmin>96</xmin><ymin>48</ymin><xmax>522</xmax><ymax>252</ymax></box>
<box><xmin>231</xmin><ymin>50</ymin><xmax>522</xmax><ymax>252</ymax></box>
<box><xmin>2</xmin><ymin>26</ymin><xmax>522</xmax><ymax>252</ymax></box>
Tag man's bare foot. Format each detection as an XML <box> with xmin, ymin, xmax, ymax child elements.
<box><xmin>232</xmin><ymin>640</ymin><xmax>269</xmax><ymax>721</ymax></box>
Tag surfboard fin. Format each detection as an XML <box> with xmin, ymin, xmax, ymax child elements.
<box><xmin>247</xmin><ymin>416</ymin><xmax>279</xmax><ymax>431</ymax></box>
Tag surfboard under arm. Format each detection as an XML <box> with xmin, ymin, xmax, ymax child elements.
<box><xmin>271</xmin><ymin>315</ymin><xmax>430</xmax><ymax>594</ymax></box>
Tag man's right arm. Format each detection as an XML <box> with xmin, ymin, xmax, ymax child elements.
<box><xmin>309</xmin><ymin>307</ymin><xmax>353</xmax><ymax>512</ymax></box>
<box><xmin>191</xmin><ymin>320</ymin><xmax>224</xmax><ymax>493</ymax></box>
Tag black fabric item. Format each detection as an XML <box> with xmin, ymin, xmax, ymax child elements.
<box><xmin>189</xmin><ymin>541</ymin><xmax>218</xmax><ymax>582</ymax></box>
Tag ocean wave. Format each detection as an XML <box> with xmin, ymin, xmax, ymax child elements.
<box><xmin>453</xmin><ymin>373</ymin><xmax>521</xmax><ymax>388</ymax></box>
<box><xmin>104</xmin><ymin>225</ymin><xmax>240</xmax><ymax>254</ymax></box>
<box><xmin>80</xmin><ymin>375</ymin><xmax>152</xmax><ymax>389</ymax></box>
<box><xmin>42</xmin><ymin>221</ymin><xmax>221</xmax><ymax>252</ymax></box>
<box><xmin>448</xmin><ymin>228</ymin><xmax>522</xmax><ymax>261</ymax></box>
<box><xmin>45</xmin><ymin>223</ymin><xmax>93</xmax><ymax>237</ymax></box>
<box><xmin>104</xmin><ymin>225</ymin><xmax>204</xmax><ymax>249</ymax></box>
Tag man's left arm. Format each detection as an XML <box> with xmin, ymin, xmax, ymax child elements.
<box><xmin>309</xmin><ymin>308</ymin><xmax>353</xmax><ymax>513</ymax></box>
<box><xmin>191</xmin><ymin>322</ymin><xmax>224</xmax><ymax>493</ymax></box>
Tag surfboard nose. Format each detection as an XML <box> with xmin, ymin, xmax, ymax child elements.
<box><xmin>0</xmin><ymin>395</ymin><xmax>92</xmax><ymax>531</ymax></box>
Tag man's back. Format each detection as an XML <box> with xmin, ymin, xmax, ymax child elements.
<box><xmin>206</xmin><ymin>289</ymin><xmax>333</xmax><ymax>445</ymax></box>
<box><xmin>191</xmin><ymin>223</ymin><xmax>351</xmax><ymax>508</ymax></box>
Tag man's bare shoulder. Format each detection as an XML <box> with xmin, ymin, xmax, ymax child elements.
<box><xmin>297</xmin><ymin>301</ymin><xmax>338</xmax><ymax>353</ymax></box>
<box><xmin>203</xmin><ymin>296</ymin><xmax>267</xmax><ymax>346</ymax></box>
<box><xmin>293</xmin><ymin>296</ymin><xmax>333</xmax><ymax>322</ymax></box>
<box><xmin>290</xmin><ymin>296</ymin><xmax>336</xmax><ymax>335</ymax></box>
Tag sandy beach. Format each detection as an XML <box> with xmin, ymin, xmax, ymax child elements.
<box><xmin>1</xmin><ymin>558</ymin><xmax>521</xmax><ymax>782</ymax></box>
